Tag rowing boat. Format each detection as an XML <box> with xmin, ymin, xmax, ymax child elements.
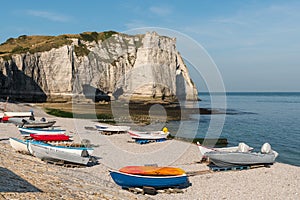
<box><xmin>95</xmin><ymin>123</ymin><xmax>130</xmax><ymax>132</ymax></box>
<box><xmin>28</xmin><ymin>142</ymin><xmax>91</xmax><ymax>165</ymax></box>
<box><xmin>19</xmin><ymin>127</ymin><xmax>66</xmax><ymax>136</ymax></box>
<box><xmin>109</xmin><ymin>170</ymin><xmax>188</xmax><ymax>189</ymax></box>
<box><xmin>128</xmin><ymin>130</ymin><xmax>169</xmax><ymax>140</ymax></box>
<box><xmin>9</xmin><ymin>118</ymin><xmax>56</xmax><ymax>128</ymax></box>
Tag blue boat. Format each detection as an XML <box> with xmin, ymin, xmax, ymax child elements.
<box><xmin>109</xmin><ymin>170</ymin><xmax>189</xmax><ymax>189</ymax></box>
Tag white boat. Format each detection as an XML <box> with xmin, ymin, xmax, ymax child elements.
<box><xmin>95</xmin><ymin>123</ymin><xmax>130</xmax><ymax>132</ymax></box>
<box><xmin>28</xmin><ymin>142</ymin><xmax>90</xmax><ymax>165</ymax></box>
<box><xmin>9</xmin><ymin>118</ymin><xmax>56</xmax><ymax>128</ymax></box>
<box><xmin>4</xmin><ymin>112</ymin><xmax>32</xmax><ymax>117</ymax></box>
<box><xmin>18</xmin><ymin>127</ymin><xmax>66</xmax><ymax>136</ymax></box>
<box><xmin>9</xmin><ymin>137</ymin><xmax>93</xmax><ymax>157</ymax></box>
<box><xmin>197</xmin><ymin>142</ymin><xmax>253</xmax><ymax>160</ymax></box>
<box><xmin>128</xmin><ymin>130</ymin><xmax>169</xmax><ymax>140</ymax></box>
<box><xmin>205</xmin><ymin>143</ymin><xmax>278</xmax><ymax>167</ymax></box>
<box><xmin>1</xmin><ymin>112</ymin><xmax>32</xmax><ymax>121</ymax></box>
<box><xmin>28</xmin><ymin>141</ymin><xmax>94</xmax><ymax>156</ymax></box>
<box><xmin>9</xmin><ymin>137</ymin><xmax>29</xmax><ymax>154</ymax></box>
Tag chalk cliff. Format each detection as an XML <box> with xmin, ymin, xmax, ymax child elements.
<box><xmin>0</xmin><ymin>31</ymin><xmax>197</xmax><ymax>102</ymax></box>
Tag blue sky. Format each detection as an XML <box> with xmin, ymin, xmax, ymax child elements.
<box><xmin>1</xmin><ymin>0</ymin><xmax>299</xmax><ymax>92</ymax></box>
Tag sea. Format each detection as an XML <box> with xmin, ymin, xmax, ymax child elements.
<box><xmin>169</xmin><ymin>92</ymin><xmax>300</xmax><ymax>167</ymax></box>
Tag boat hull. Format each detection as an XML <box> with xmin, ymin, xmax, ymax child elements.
<box><xmin>28</xmin><ymin>143</ymin><xmax>90</xmax><ymax>165</ymax></box>
<box><xmin>9</xmin><ymin>138</ymin><xmax>29</xmax><ymax>153</ymax></box>
<box><xmin>205</xmin><ymin>151</ymin><xmax>277</xmax><ymax>167</ymax></box>
<box><xmin>19</xmin><ymin>127</ymin><xmax>66</xmax><ymax>136</ymax></box>
<box><xmin>29</xmin><ymin>142</ymin><xmax>93</xmax><ymax>156</ymax></box>
<box><xmin>4</xmin><ymin>112</ymin><xmax>32</xmax><ymax>117</ymax></box>
<box><xmin>110</xmin><ymin>170</ymin><xmax>188</xmax><ymax>188</ymax></box>
<box><xmin>10</xmin><ymin>138</ymin><xmax>93</xmax><ymax>157</ymax></box>
<box><xmin>128</xmin><ymin>130</ymin><xmax>169</xmax><ymax>140</ymax></box>
<box><xmin>95</xmin><ymin>124</ymin><xmax>130</xmax><ymax>132</ymax></box>
<box><xmin>198</xmin><ymin>142</ymin><xmax>253</xmax><ymax>160</ymax></box>
<box><xmin>9</xmin><ymin>118</ymin><xmax>56</xmax><ymax>128</ymax></box>
<box><xmin>23</xmin><ymin>121</ymin><xmax>56</xmax><ymax>128</ymax></box>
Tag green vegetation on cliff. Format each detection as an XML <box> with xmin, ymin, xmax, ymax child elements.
<box><xmin>0</xmin><ymin>31</ymin><xmax>118</xmax><ymax>59</ymax></box>
<box><xmin>44</xmin><ymin>108</ymin><xmax>113</xmax><ymax>120</ymax></box>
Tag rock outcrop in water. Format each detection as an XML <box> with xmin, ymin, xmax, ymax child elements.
<box><xmin>0</xmin><ymin>31</ymin><xmax>197</xmax><ymax>102</ymax></box>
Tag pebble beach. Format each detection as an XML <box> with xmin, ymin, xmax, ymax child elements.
<box><xmin>0</xmin><ymin>103</ymin><xmax>299</xmax><ymax>199</ymax></box>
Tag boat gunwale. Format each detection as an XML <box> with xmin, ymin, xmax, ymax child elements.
<box><xmin>30</xmin><ymin>141</ymin><xmax>93</xmax><ymax>150</ymax></box>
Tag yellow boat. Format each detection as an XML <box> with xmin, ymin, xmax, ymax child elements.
<box><xmin>119</xmin><ymin>166</ymin><xmax>185</xmax><ymax>176</ymax></box>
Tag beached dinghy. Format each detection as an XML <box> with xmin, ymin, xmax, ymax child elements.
<box><xmin>28</xmin><ymin>141</ymin><xmax>93</xmax><ymax>156</ymax></box>
<box><xmin>4</xmin><ymin>112</ymin><xmax>33</xmax><ymax>117</ymax></box>
<box><xmin>9</xmin><ymin>118</ymin><xmax>56</xmax><ymax>128</ymax></box>
<box><xmin>205</xmin><ymin>143</ymin><xmax>278</xmax><ymax>167</ymax></box>
<box><xmin>109</xmin><ymin>170</ymin><xmax>188</xmax><ymax>189</ymax></box>
<box><xmin>128</xmin><ymin>130</ymin><xmax>169</xmax><ymax>140</ymax></box>
<box><xmin>19</xmin><ymin>127</ymin><xmax>66</xmax><ymax>136</ymax></box>
<box><xmin>197</xmin><ymin>142</ymin><xmax>253</xmax><ymax>160</ymax></box>
<box><xmin>95</xmin><ymin>123</ymin><xmax>130</xmax><ymax>133</ymax></box>
<box><xmin>1</xmin><ymin>112</ymin><xmax>33</xmax><ymax>122</ymax></box>
<box><xmin>28</xmin><ymin>143</ymin><xmax>91</xmax><ymax>165</ymax></box>
<box><xmin>10</xmin><ymin>138</ymin><xmax>93</xmax><ymax>157</ymax></box>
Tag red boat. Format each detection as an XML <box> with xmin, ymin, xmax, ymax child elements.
<box><xmin>30</xmin><ymin>134</ymin><xmax>71</xmax><ymax>141</ymax></box>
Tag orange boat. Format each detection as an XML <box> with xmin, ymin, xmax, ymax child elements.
<box><xmin>119</xmin><ymin>166</ymin><xmax>185</xmax><ymax>176</ymax></box>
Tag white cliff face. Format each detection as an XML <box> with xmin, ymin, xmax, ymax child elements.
<box><xmin>0</xmin><ymin>32</ymin><xmax>198</xmax><ymax>102</ymax></box>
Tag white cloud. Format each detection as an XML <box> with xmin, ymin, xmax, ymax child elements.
<box><xmin>26</xmin><ymin>10</ymin><xmax>71</xmax><ymax>22</ymax></box>
<box><xmin>149</xmin><ymin>6</ymin><xmax>172</xmax><ymax>16</ymax></box>
<box><xmin>124</xmin><ymin>19</ymin><xmax>149</xmax><ymax>30</ymax></box>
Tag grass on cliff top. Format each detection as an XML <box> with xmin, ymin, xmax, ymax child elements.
<box><xmin>0</xmin><ymin>31</ymin><xmax>118</xmax><ymax>59</ymax></box>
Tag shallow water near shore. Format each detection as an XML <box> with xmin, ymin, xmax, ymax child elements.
<box><xmin>192</xmin><ymin>92</ymin><xmax>300</xmax><ymax>167</ymax></box>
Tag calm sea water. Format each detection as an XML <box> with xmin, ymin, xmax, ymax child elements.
<box><xmin>167</xmin><ymin>92</ymin><xmax>300</xmax><ymax>167</ymax></box>
<box><xmin>196</xmin><ymin>92</ymin><xmax>300</xmax><ymax>167</ymax></box>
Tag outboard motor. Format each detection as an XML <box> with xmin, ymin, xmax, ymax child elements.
<box><xmin>261</xmin><ymin>142</ymin><xmax>279</xmax><ymax>158</ymax></box>
<box><xmin>237</xmin><ymin>142</ymin><xmax>251</xmax><ymax>152</ymax></box>
<box><xmin>261</xmin><ymin>143</ymin><xmax>271</xmax><ymax>154</ymax></box>
<box><xmin>81</xmin><ymin>150</ymin><xmax>89</xmax><ymax>157</ymax></box>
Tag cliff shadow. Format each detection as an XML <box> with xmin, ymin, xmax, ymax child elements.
<box><xmin>176</xmin><ymin>71</ymin><xmax>186</xmax><ymax>101</ymax></box>
<box><xmin>112</xmin><ymin>87</ymin><xmax>123</xmax><ymax>100</ymax></box>
<box><xmin>0</xmin><ymin>167</ymin><xmax>42</xmax><ymax>192</ymax></box>
<box><xmin>0</xmin><ymin>62</ymin><xmax>47</xmax><ymax>102</ymax></box>
<box><xmin>0</xmin><ymin>70</ymin><xmax>8</xmax><ymax>98</ymax></box>
<box><xmin>82</xmin><ymin>84</ymin><xmax>110</xmax><ymax>102</ymax></box>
